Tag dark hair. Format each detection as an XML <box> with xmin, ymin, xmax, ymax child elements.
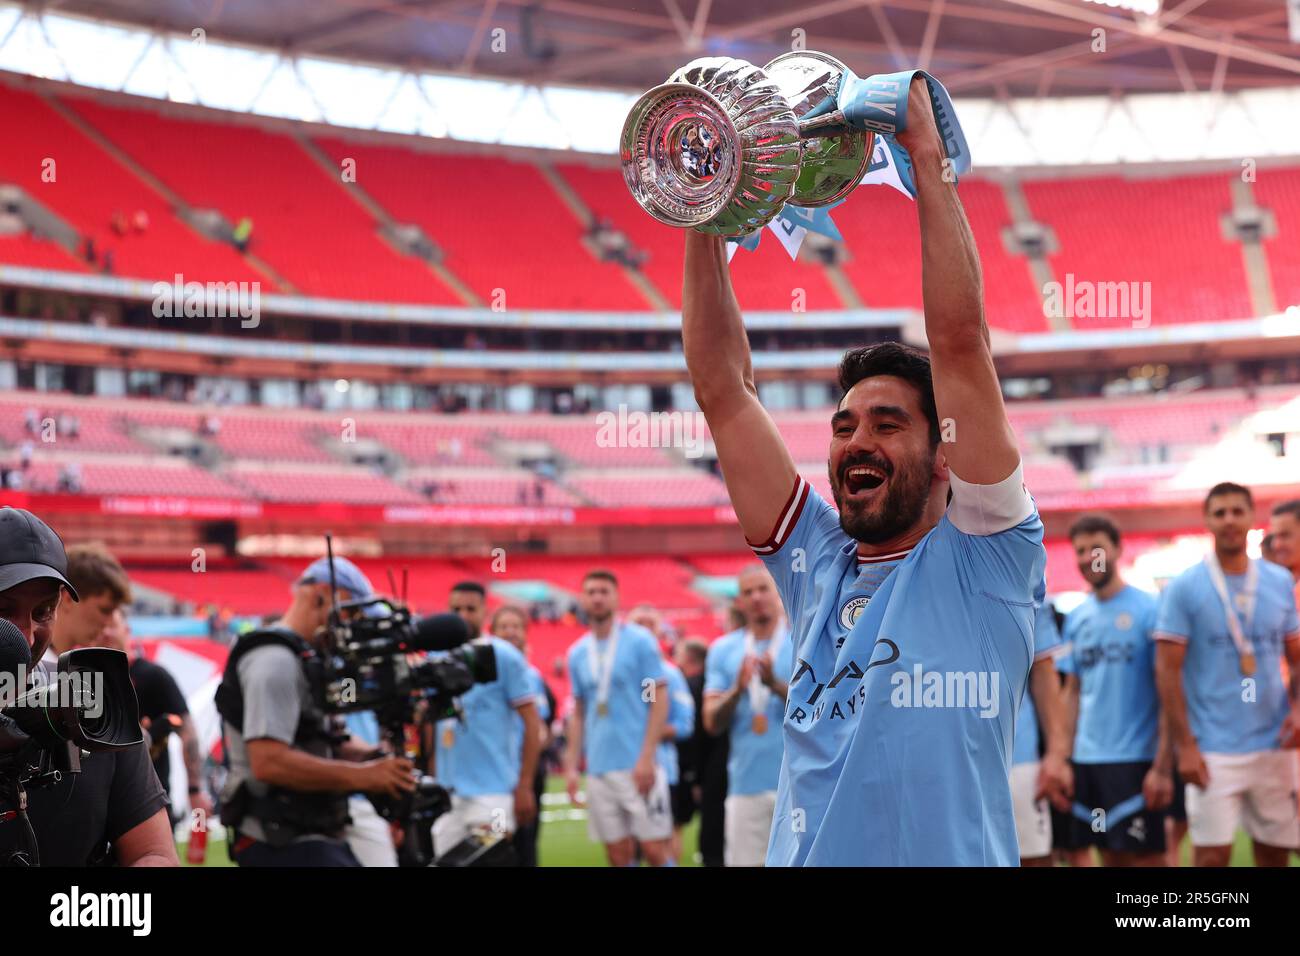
<box><xmin>1271</xmin><ymin>499</ymin><xmax>1300</xmax><ymax>520</ymax></box>
<box><xmin>66</xmin><ymin>543</ymin><xmax>131</xmax><ymax>604</ymax></box>
<box><xmin>1204</xmin><ymin>482</ymin><xmax>1253</xmax><ymax>512</ymax></box>
<box><xmin>1068</xmin><ymin>513</ymin><xmax>1121</xmax><ymax>547</ymax></box>
<box><xmin>583</xmin><ymin>569</ymin><xmax>618</xmax><ymax>588</ymax></box>
<box><xmin>678</xmin><ymin>638</ymin><xmax>708</xmax><ymax>665</ymax></box>
<box><xmin>836</xmin><ymin>342</ymin><xmax>940</xmax><ymax>445</ymax></box>
<box><xmin>450</xmin><ymin>581</ymin><xmax>486</xmax><ymax>598</ymax></box>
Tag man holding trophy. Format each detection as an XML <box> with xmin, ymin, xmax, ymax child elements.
<box><xmin>623</xmin><ymin>53</ymin><xmax>1045</xmax><ymax>865</ymax></box>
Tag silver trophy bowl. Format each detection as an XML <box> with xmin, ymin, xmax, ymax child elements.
<box><xmin>620</xmin><ymin>53</ymin><xmax>874</xmax><ymax>237</ymax></box>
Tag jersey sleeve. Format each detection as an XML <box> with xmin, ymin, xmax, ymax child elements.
<box><xmin>1154</xmin><ymin>575</ymin><xmax>1192</xmax><ymax>643</ymax></box>
<box><xmin>530</xmin><ymin>669</ymin><xmax>553</xmax><ymax>721</ymax></box>
<box><xmin>747</xmin><ymin>477</ymin><xmax>848</xmax><ymax>628</ymax></box>
<box><xmin>1032</xmin><ymin>599</ymin><xmax>1063</xmax><ymax>660</ymax></box>
<box><xmin>499</xmin><ymin>642</ymin><xmax>534</xmax><ymax>708</ymax></box>
<box><xmin>566</xmin><ymin>644</ymin><xmax>587</xmax><ymax>705</ymax></box>
<box><xmin>947</xmin><ymin>461</ymin><xmax>1035</xmax><ymax>537</ymax></box>
<box><xmin>704</xmin><ymin>636</ymin><xmax>734</xmax><ymax>696</ymax></box>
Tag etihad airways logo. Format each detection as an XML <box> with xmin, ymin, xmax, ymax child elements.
<box><xmin>786</xmin><ymin>638</ymin><xmax>1002</xmax><ymax>726</ymax></box>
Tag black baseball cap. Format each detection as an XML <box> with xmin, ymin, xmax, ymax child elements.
<box><xmin>0</xmin><ymin>507</ymin><xmax>80</xmax><ymax>601</ymax></box>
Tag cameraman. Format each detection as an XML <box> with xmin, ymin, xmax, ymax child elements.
<box><xmin>0</xmin><ymin>507</ymin><xmax>177</xmax><ymax>866</ymax></box>
<box><xmin>219</xmin><ymin>556</ymin><xmax>415</xmax><ymax>866</ymax></box>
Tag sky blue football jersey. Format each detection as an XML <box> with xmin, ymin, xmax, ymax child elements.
<box><xmin>1058</xmin><ymin>585</ymin><xmax>1160</xmax><ymax>763</ymax></box>
<box><xmin>1155</xmin><ymin>559</ymin><xmax>1299</xmax><ymax>754</ymax></box>
<box><xmin>752</xmin><ymin>470</ymin><xmax>1045</xmax><ymax>866</ymax></box>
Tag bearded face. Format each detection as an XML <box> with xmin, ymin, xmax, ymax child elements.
<box><xmin>828</xmin><ymin>375</ymin><xmax>940</xmax><ymax>546</ymax></box>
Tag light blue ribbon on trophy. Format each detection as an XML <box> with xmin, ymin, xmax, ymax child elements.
<box><xmin>728</xmin><ymin>68</ymin><xmax>970</xmax><ymax>261</ymax></box>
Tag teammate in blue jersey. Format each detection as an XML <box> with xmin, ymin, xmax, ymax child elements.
<box><xmin>1058</xmin><ymin>514</ymin><xmax>1170</xmax><ymax>866</ymax></box>
<box><xmin>491</xmin><ymin>604</ymin><xmax>554</xmax><ymax>867</ymax></box>
<box><xmin>1010</xmin><ymin>596</ymin><xmax>1073</xmax><ymax>866</ymax></box>
<box><xmin>704</xmin><ymin>565</ymin><xmax>793</xmax><ymax>866</ymax></box>
<box><xmin>682</xmin><ymin>77</ymin><xmax>1045</xmax><ymax>866</ymax></box>
<box><xmin>433</xmin><ymin>582</ymin><xmax>543</xmax><ymax>858</ymax></box>
<box><xmin>564</xmin><ymin>570</ymin><xmax>672</xmax><ymax>866</ymax></box>
<box><xmin>1155</xmin><ymin>483</ymin><xmax>1300</xmax><ymax>867</ymax></box>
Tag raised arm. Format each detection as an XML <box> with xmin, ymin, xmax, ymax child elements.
<box><xmin>682</xmin><ymin>231</ymin><xmax>798</xmax><ymax>544</ymax></box>
<box><xmin>898</xmin><ymin>78</ymin><xmax>1019</xmax><ymax>486</ymax></box>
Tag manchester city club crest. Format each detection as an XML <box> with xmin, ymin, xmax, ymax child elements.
<box><xmin>1115</xmin><ymin>612</ymin><xmax>1132</xmax><ymax>631</ymax></box>
<box><xmin>840</xmin><ymin>595</ymin><xmax>870</xmax><ymax>629</ymax></box>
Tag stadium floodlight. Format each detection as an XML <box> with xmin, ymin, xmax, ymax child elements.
<box><xmin>1080</xmin><ymin>0</ymin><xmax>1162</xmax><ymax>15</ymax></box>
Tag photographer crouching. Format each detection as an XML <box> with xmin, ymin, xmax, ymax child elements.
<box><xmin>0</xmin><ymin>507</ymin><xmax>178</xmax><ymax>866</ymax></box>
<box><xmin>218</xmin><ymin>556</ymin><xmax>415</xmax><ymax>866</ymax></box>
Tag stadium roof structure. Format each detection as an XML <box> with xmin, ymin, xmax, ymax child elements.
<box><xmin>46</xmin><ymin>0</ymin><xmax>1300</xmax><ymax>96</ymax></box>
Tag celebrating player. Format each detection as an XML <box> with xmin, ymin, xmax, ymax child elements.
<box><xmin>682</xmin><ymin>76</ymin><xmax>1045</xmax><ymax>865</ymax></box>
<box><xmin>703</xmin><ymin>565</ymin><xmax>791</xmax><ymax>867</ymax></box>
<box><xmin>564</xmin><ymin>571</ymin><xmax>672</xmax><ymax>866</ymax></box>
<box><xmin>1155</xmin><ymin>483</ymin><xmax>1300</xmax><ymax>866</ymax></box>
<box><xmin>1058</xmin><ymin>515</ymin><xmax>1170</xmax><ymax>866</ymax></box>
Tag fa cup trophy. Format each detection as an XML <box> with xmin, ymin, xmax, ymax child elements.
<box><xmin>620</xmin><ymin>51</ymin><xmax>970</xmax><ymax>240</ymax></box>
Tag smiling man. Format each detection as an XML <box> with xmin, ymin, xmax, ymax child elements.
<box><xmin>1155</xmin><ymin>483</ymin><xmax>1300</xmax><ymax>867</ymax></box>
<box><xmin>682</xmin><ymin>77</ymin><xmax>1045</xmax><ymax>866</ymax></box>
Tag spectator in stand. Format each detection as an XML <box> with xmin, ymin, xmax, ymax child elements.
<box><xmin>23</xmin><ymin>407</ymin><xmax>38</xmax><ymax>435</ymax></box>
<box><xmin>132</xmin><ymin>209</ymin><xmax>149</xmax><ymax>233</ymax></box>
<box><xmin>110</xmin><ymin>211</ymin><xmax>128</xmax><ymax>236</ymax></box>
<box><xmin>232</xmin><ymin>216</ymin><xmax>253</xmax><ymax>252</ymax></box>
<box><xmin>82</xmin><ymin>235</ymin><xmax>96</xmax><ymax>265</ymax></box>
<box><xmin>101</xmin><ymin>249</ymin><xmax>115</xmax><ymax>275</ymax></box>
<box><xmin>57</xmin><ymin>462</ymin><xmax>82</xmax><ymax>494</ymax></box>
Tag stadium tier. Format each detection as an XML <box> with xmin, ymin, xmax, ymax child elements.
<box><xmin>311</xmin><ymin>135</ymin><xmax>647</xmax><ymax>310</ymax></box>
<box><xmin>0</xmin><ymin>85</ymin><xmax>266</xmax><ymax>288</ymax></box>
<box><xmin>1022</xmin><ymin>173</ymin><xmax>1253</xmax><ymax>327</ymax></box>
<box><xmin>7</xmin><ymin>385</ymin><xmax>1300</xmax><ymax>509</ymax></box>
<box><xmin>3</xmin><ymin>81</ymin><xmax>1297</xmax><ymax>333</ymax></box>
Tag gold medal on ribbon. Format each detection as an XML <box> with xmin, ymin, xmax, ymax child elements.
<box><xmin>1240</xmin><ymin>652</ymin><xmax>1256</xmax><ymax>677</ymax></box>
<box><xmin>752</xmin><ymin>713</ymin><xmax>768</xmax><ymax>735</ymax></box>
<box><xmin>597</xmin><ymin>701</ymin><xmax>609</xmax><ymax>718</ymax></box>
<box><xmin>441</xmin><ymin>726</ymin><xmax>455</xmax><ymax>749</ymax></box>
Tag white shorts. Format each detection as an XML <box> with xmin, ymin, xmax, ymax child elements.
<box><xmin>431</xmin><ymin>793</ymin><xmax>515</xmax><ymax>857</ymax></box>
<box><xmin>1011</xmin><ymin>762</ymin><xmax>1053</xmax><ymax>859</ymax></box>
<box><xmin>1185</xmin><ymin>750</ymin><xmax>1300</xmax><ymax>849</ymax></box>
<box><xmin>586</xmin><ymin>767</ymin><xmax>672</xmax><ymax>845</ymax></box>
<box><xmin>724</xmin><ymin>791</ymin><xmax>777</xmax><ymax>867</ymax></box>
<box><xmin>345</xmin><ymin>795</ymin><xmax>397</xmax><ymax>867</ymax></box>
